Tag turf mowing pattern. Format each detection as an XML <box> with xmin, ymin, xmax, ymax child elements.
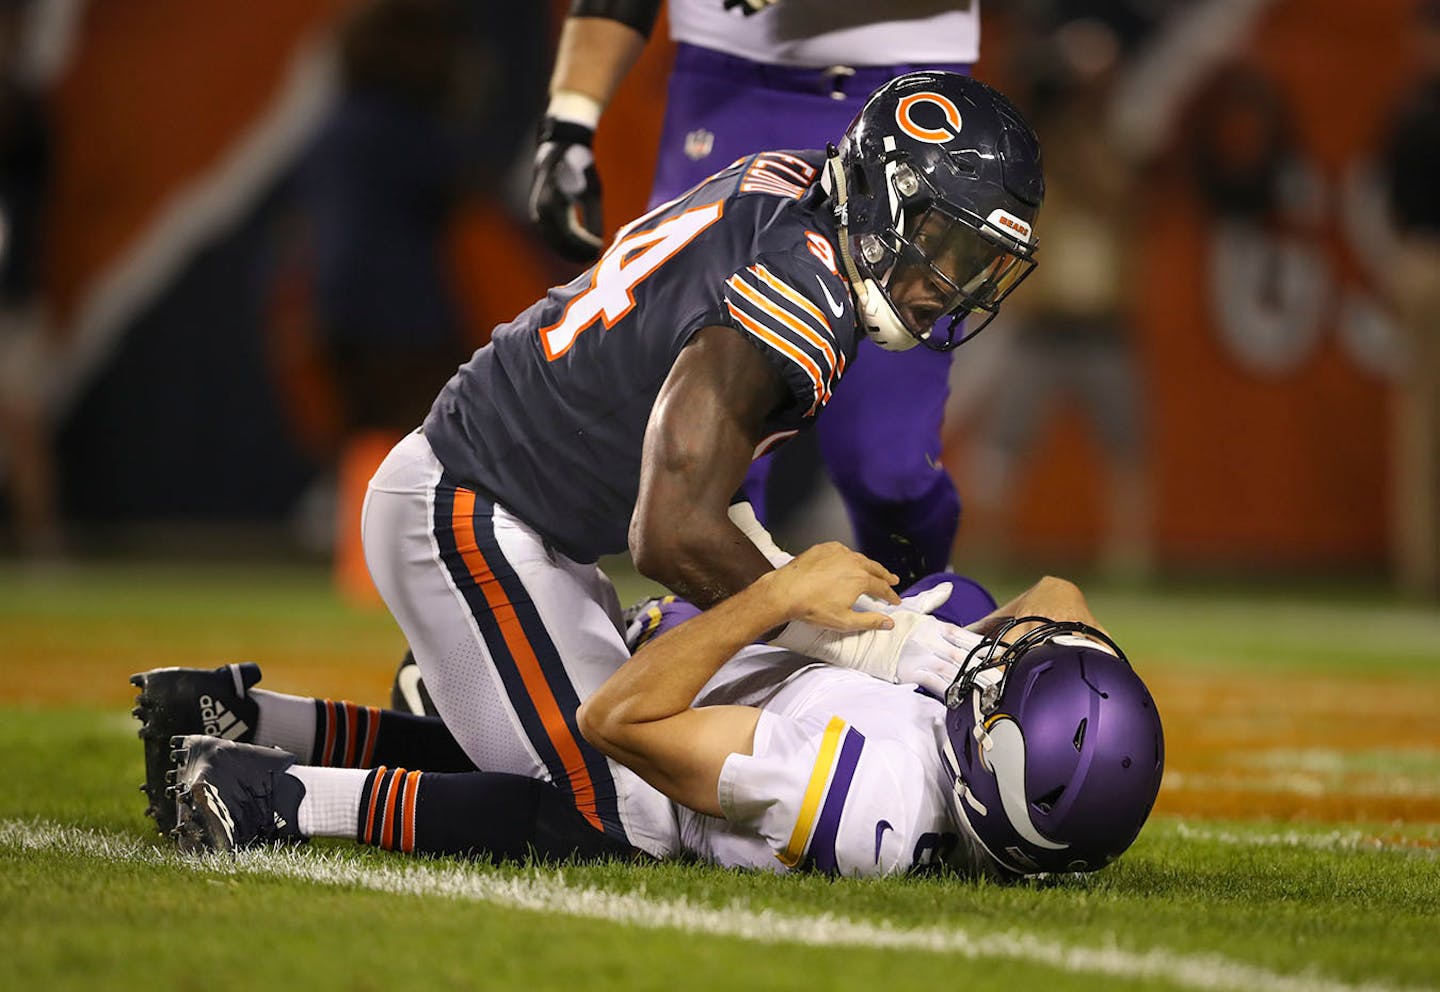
<box><xmin>2</xmin><ymin>561</ymin><xmax>1437</xmax><ymax>991</ymax></box>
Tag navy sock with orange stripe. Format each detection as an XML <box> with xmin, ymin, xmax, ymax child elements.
<box><xmin>355</xmin><ymin>767</ymin><xmax>639</xmax><ymax>863</ymax></box>
<box><xmin>309</xmin><ymin>700</ymin><xmax>475</xmax><ymax>772</ymax></box>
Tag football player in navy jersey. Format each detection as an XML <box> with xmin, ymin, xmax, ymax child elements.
<box><xmin>532</xmin><ymin>0</ymin><xmax>986</xmax><ymax>591</ymax></box>
<box><xmin>357</xmin><ymin>71</ymin><xmax>1041</xmax><ymax>852</ymax></box>
<box><xmin>172</xmin><ymin>72</ymin><xmax>1037</xmax><ymax>859</ymax></box>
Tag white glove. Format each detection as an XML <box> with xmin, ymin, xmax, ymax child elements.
<box><xmin>773</xmin><ymin>611</ymin><xmax>983</xmax><ymax>697</ymax></box>
<box><xmin>855</xmin><ymin>580</ymin><xmax>953</xmax><ymax>617</ymax></box>
<box><xmin>727</xmin><ymin>501</ymin><xmax>794</xmax><ymax>568</ymax></box>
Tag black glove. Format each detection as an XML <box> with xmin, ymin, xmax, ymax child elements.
<box><xmin>722</xmin><ymin>0</ymin><xmax>778</xmax><ymax>14</ymax></box>
<box><xmin>529</xmin><ymin>117</ymin><xmax>605</xmax><ymax>264</ymax></box>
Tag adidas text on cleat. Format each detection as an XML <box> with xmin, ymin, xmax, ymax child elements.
<box><xmin>129</xmin><ymin>663</ymin><xmax>262</xmax><ymax>835</ymax></box>
<box><xmin>169</xmin><ymin>735</ymin><xmax>305</xmax><ymax>854</ymax></box>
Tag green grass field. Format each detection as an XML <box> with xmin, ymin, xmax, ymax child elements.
<box><xmin>2</xmin><ymin>560</ymin><xmax>1438</xmax><ymax>992</ymax></box>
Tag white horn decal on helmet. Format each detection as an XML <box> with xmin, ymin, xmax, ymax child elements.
<box><xmin>979</xmin><ymin>716</ymin><xmax>1068</xmax><ymax>851</ymax></box>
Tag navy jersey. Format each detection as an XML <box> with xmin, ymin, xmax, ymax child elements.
<box><xmin>424</xmin><ymin>149</ymin><xmax>860</xmax><ymax>562</ymax></box>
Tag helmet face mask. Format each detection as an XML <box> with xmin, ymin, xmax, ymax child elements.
<box><xmin>864</xmin><ymin>195</ymin><xmax>1037</xmax><ymax>350</ymax></box>
<box><xmin>941</xmin><ymin>617</ymin><xmax>1165</xmax><ymax>877</ymax></box>
<box><xmin>833</xmin><ymin>72</ymin><xmax>1044</xmax><ymax>352</ymax></box>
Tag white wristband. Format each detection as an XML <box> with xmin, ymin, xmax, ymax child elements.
<box><xmin>547</xmin><ymin>90</ymin><xmax>603</xmax><ymax>130</ymax></box>
<box><xmin>727</xmin><ymin>502</ymin><xmax>794</xmax><ymax>568</ymax></box>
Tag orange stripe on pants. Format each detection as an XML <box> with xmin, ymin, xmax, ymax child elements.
<box><xmin>449</xmin><ymin>488</ymin><xmax>602</xmax><ymax>831</ymax></box>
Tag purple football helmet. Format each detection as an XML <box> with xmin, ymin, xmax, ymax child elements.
<box><xmin>940</xmin><ymin>617</ymin><xmax>1164</xmax><ymax>875</ymax></box>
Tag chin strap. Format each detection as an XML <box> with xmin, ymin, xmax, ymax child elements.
<box><xmin>824</xmin><ymin>146</ymin><xmax>919</xmax><ymax>353</ymax></box>
<box><xmin>825</xmin><ymin>146</ymin><xmax>866</xmax><ymax>296</ymax></box>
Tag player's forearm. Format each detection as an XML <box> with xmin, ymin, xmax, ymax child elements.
<box><xmin>970</xmin><ymin>576</ymin><xmax>1103</xmax><ymax>638</ymax></box>
<box><xmin>587</xmin><ymin>546</ymin><xmax>897</xmax><ymax>736</ymax></box>
<box><xmin>632</xmin><ymin>515</ymin><xmax>775</xmax><ymax>608</ymax></box>
<box><xmin>580</xmin><ymin>572</ymin><xmax>790</xmax><ymax>736</ymax></box>
<box><xmin>580</xmin><ymin>546</ymin><xmax>897</xmax><ymax>818</ymax></box>
<box><xmin>578</xmin><ymin>568</ymin><xmax>784</xmax><ymax>820</ymax></box>
<box><xmin>549</xmin><ymin>15</ymin><xmax>649</xmax><ymax>113</ymax></box>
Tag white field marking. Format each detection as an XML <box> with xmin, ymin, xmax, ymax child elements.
<box><xmin>0</xmin><ymin>819</ymin><xmax>1430</xmax><ymax>992</ymax></box>
<box><xmin>1169</xmin><ymin>822</ymin><xmax>1437</xmax><ymax>857</ymax></box>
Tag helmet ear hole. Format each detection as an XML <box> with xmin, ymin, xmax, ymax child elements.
<box><xmin>852</xmin><ymin>163</ymin><xmax>871</xmax><ymax>199</ymax></box>
<box><xmin>1032</xmin><ymin>784</ymin><xmax>1066</xmax><ymax>815</ymax></box>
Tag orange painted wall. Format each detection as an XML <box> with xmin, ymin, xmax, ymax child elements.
<box><xmin>45</xmin><ymin>0</ymin><xmax>352</xmax><ymax>329</ymax></box>
<box><xmin>972</xmin><ymin>1</ymin><xmax>1413</xmax><ymax>568</ymax></box>
<box><xmin>41</xmin><ymin>0</ymin><xmax>1415</xmax><ymax>566</ymax></box>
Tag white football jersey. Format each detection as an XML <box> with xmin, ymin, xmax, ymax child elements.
<box><xmin>675</xmin><ymin>645</ymin><xmax>998</xmax><ymax>877</ymax></box>
<box><xmin>668</xmin><ymin>0</ymin><xmax>981</xmax><ymax>69</ymax></box>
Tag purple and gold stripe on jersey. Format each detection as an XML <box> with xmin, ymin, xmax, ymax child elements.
<box><xmin>311</xmin><ymin>699</ymin><xmax>381</xmax><ymax>768</ymax></box>
<box><xmin>724</xmin><ymin>262</ymin><xmax>844</xmax><ymax>416</ymax></box>
<box><xmin>777</xmin><ymin>716</ymin><xmax>866</xmax><ymax>873</ymax></box>
<box><xmin>359</xmin><ymin>765</ymin><xmax>423</xmax><ymax>853</ymax></box>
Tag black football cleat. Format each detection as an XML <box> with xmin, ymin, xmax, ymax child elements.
<box><xmin>168</xmin><ymin>735</ymin><xmax>305</xmax><ymax>854</ymax></box>
<box><xmin>389</xmin><ymin>651</ymin><xmax>439</xmax><ymax>717</ymax></box>
<box><xmin>130</xmin><ymin>663</ymin><xmax>262</xmax><ymax>835</ymax></box>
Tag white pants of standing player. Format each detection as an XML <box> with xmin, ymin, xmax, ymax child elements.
<box><xmin>360</xmin><ymin>430</ymin><xmax>678</xmax><ymax>856</ymax></box>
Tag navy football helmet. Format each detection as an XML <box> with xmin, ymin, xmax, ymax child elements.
<box><xmin>827</xmin><ymin>72</ymin><xmax>1044</xmax><ymax>351</ymax></box>
<box><xmin>940</xmin><ymin>617</ymin><xmax>1164</xmax><ymax>876</ymax></box>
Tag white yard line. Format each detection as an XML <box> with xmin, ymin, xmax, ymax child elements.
<box><xmin>1</xmin><ymin>818</ymin><xmax>1429</xmax><ymax>992</ymax></box>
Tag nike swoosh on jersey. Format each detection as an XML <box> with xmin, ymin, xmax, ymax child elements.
<box><xmin>816</xmin><ymin>275</ymin><xmax>846</xmax><ymax>318</ymax></box>
<box><xmin>874</xmin><ymin>819</ymin><xmax>894</xmax><ymax>864</ymax></box>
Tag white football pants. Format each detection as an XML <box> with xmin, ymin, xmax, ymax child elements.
<box><xmin>360</xmin><ymin>430</ymin><xmax>678</xmax><ymax>857</ymax></box>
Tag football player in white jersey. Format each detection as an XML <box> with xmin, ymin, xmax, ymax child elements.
<box><xmin>148</xmin><ymin>543</ymin><xmax>1163</xmax><ymax>878</ymax></box>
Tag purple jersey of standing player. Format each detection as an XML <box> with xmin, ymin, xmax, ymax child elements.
<box><xmin>424</xmin><ymin>149</ymin><xmax>859</xmax><ymax>564</ymax></box>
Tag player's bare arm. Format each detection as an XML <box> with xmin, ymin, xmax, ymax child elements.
<box><xmin>578</xmin><ymin>543</ymin><xmax>899</xmax><ymax>817</ymax></box>
<box><xmin>969</xmin><ymin>576</ymin><xmax>1107</xmax><ymax>639</ymax></box>
<box><xmin>549</xmin><ymin>7</ymin><xmax>655</xmax><ymax>110</ymax></box>
<box><xmin>532</xmin><ymin>3</ymin><xmax>661</xmax><ymax>261</ymax></box>
<box><xmin>630</xmin><ymin>325</ymin><xmax>793</xmax><ymax>607</ymax></box>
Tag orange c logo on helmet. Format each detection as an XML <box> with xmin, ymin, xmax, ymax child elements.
<box><xmin>895</xmin><ymin>92</ymin><xmax>962</xmax><ymax>144</ymax></box>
